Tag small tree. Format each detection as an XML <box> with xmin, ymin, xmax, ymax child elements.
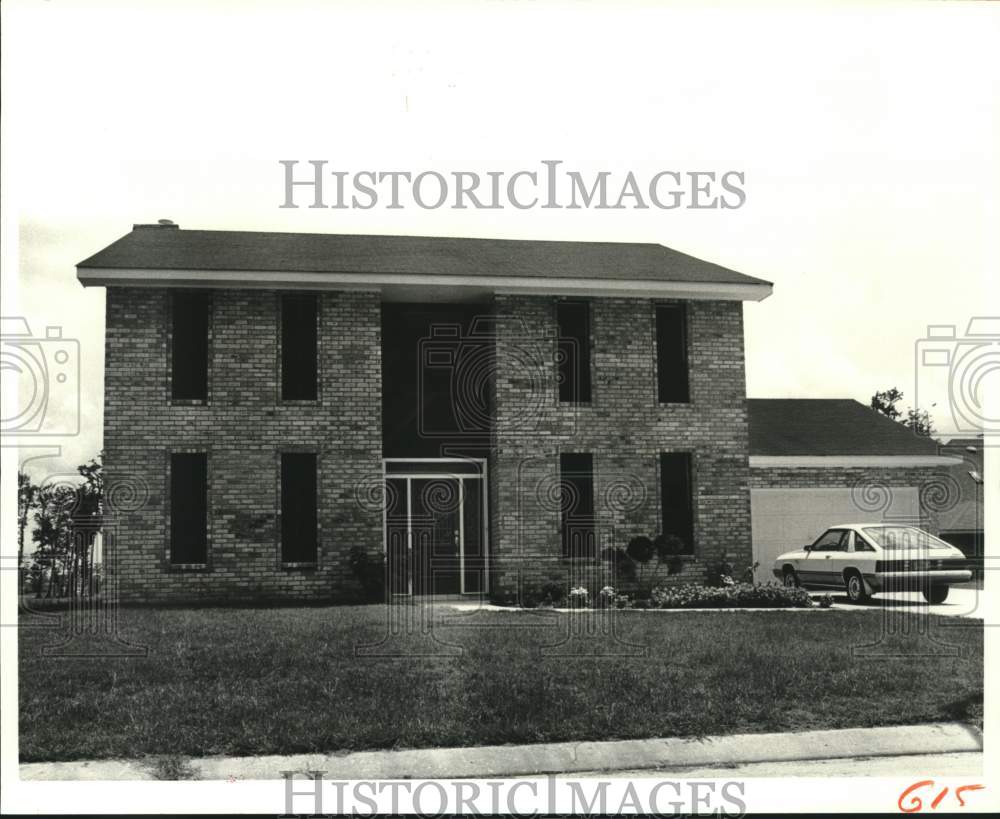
<box><xmin>870</xmin><ymin>387</ymin><xmax>935</xmax><ymax>438</ymax></box>
<box><xmin>17</xmin><ymin>471</ymin><xmax>38</xmax><ymax>588</ymax></box>
<box><xmin>903</xmin><ymin>407</ymin><xmax>935</xmax><ymax>437</ymax></box>
<box><xmin>31</xmin><ymin>483</ymin><xmax>78</xmax><ymax>598</ymax></box>
<box><xmin>871</xmin><ymin>388</ymin><xmax>904</xmax><ymax>421</ymax></box>
<box><xmin>76</xmin><ymin>454</ymin><xmax>104</xmax><ymax>596</ymax></box>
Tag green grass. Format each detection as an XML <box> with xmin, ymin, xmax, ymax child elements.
<box><xmin>19</xmin><ymin>605</ymin><xmax>983</xmax><ymax>762</ymax></box>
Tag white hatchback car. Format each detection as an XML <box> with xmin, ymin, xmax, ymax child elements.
<box><xmin>772</xmin><ymin>523</ymin><xmax>971</xmax><ymax>604</ymax></box>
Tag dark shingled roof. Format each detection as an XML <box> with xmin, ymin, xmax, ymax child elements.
<box><xmin>747</xmin><ymin>399</ymin><xmax>941</xmax><ymax>457</ymax></box>
<box><xmin>77</xmin><ymin>225</ymin><xmax>771</xmax><ymax>287</ymax></box>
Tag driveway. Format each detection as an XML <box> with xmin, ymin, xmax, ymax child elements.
<box><xmin>815</xmin><ymin>586</ymin><xmax>986</xmax><ymax>619</ymax></box>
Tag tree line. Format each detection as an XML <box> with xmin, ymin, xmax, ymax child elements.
<box><xmin>870</xmin><ymin>387</ymin><xmax>935</xmax><ymax>436</ymax></box>
<box><xmin>17</xmin><ymin>454</ymin><xmax>103</xmax><ymax>599</ymax></box>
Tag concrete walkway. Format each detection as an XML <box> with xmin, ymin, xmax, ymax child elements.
<box><xmin>19</xmin><ymin>722</ymin><xmax>982</xmax><ymax>781</ymax></box>
<box><xmin>444</xmin><ymin>587</ymin><xmax>986</xmax><ymax>619</ymax></box>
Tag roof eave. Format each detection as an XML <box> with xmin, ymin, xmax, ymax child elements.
<box><xmin>749</xmin><ymin>455</ymin><xmax>962</xmax><ymax>468</ymax></box>
<box><xmin>76</xmin><ymin>267</ymin><xmax>774</xmax><ymax>302</ymax></box>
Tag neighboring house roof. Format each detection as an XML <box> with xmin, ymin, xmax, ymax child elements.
<box><xmin>936</xmin><ymin>439</ymin><xmax>984</xmax><ymax>531</ymax></box>
<box><xmin>76</xmin><ymin>223</ymin><xmax>773</xmax><ymax>301</ymax></box>
<box><xmin>939</xmin><ymin>436</ymin><xmax>984</xmax><ymax>450</ymax></box>
<box><xmin>938</xmin><ymin>497</ymin><xmax>982</xmax><ymax>532</ymax></box>
<box><xmin>747</xmin><ymin>398</ymin><xmax>960</xmax><ymax>466</ymax></box>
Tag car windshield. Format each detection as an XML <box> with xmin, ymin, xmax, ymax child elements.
<box><xmin>860</xmin><ymin>526</ymin><xmax>952</xmax><ymax>550</ymax></box>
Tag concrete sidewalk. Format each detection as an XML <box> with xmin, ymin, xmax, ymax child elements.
<box><xmin>19</xmin><ymin>722</ymin><xmax>982</xmax><ymax>781</ymax></box>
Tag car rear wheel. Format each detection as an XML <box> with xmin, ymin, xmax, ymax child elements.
<box><xmin>845</xmin><ymin>572</ymin><xmax>870</xmax><ymax>604</ymax></box>
<box><xmin>782</xmin><ymin>569</ymin><xmax>800</xmax><ymax>588</ymax></box>
<box><xmin>923</xmin><ymin>585</ymin><xmax>949</xmax><ymax>604</ymax></box>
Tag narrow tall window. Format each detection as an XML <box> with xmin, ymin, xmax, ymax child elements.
<box><xmin>556</xmin><ymin>301</ymin><xmax>592</xmax><ymax>403</ymax></box>
<box><xmin>281</xmin><ymin>452</ymin><xmax>318</xmax><ymax>563</ymax></box>
<box><xmin>560</xmin><ymin>453</ymin><xmax>595</xmax><ymax>559</ymax></box>
<box><xmin>655</xmin><ymin>304</ymin><xmax>689</xmax><ymax>403</ymax></box>
<box><xmin>660</xmin><ymin>452</ymin><xmax>694</xmax><ymax>554</ymax></box>
<box><xmin>170</xmin><ymin>453</ymin><xmax>208</xmax><ymax>564</ymax></box>
<box><xmin>171</xmin><ymin>291</ymin><xmax>209</xmax><ymax>400</ymax></box>
<box><xmin>281</xmin><ymin>295</ymin><xmax>318</xmax><ymax>400</ymax></box>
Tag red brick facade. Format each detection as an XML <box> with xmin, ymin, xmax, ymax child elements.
<box><xmin>490</xmin><ymin>296</ymin><xmax>752</xmax><ymax>601</ymax></box>
<box><xmin>103</xmin><ymin>288</ymin><xmax>754</xmax><ymax>603</ymax></box>
<box><xmin>104</xmin><ymin>287</ymin><xmax>383</xmax><ymax>603</ymax></box>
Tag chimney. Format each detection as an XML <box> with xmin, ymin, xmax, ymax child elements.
<box><xmin>133</xmin><ymin>219</ymin><xmax>179</xmax><ymax>230</ymax></box>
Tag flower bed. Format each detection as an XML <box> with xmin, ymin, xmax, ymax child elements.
<box><xmin>495</xmin><ymin>579</ymin><xmax>816</xmax><ymax>610</ymax></box>
<box><xmin>650</xmin><ymin>582</ymin><xmax>814</xmax><ymax>609</ymax></box>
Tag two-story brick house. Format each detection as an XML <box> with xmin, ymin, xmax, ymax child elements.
<box><xmin>77</xmin><ymin>223</ymin><xmax>773</xmax><ymax>603</ymax></box>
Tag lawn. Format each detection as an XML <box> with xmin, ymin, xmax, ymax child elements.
<box><xmin>19</xmin><ymin>605</ymin><xmax>983</xmax><ymax>762</ymax></box>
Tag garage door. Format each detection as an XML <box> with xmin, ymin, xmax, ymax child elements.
<box><xmin>750</xmin><ymin>487</ymin><xmax>921</xmax><ymax>584</ymax></box>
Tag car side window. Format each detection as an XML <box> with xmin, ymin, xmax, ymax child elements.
<box><xmin>812</xmin><ymin>529</ymin><xmax>846</xmax><ymax>552</ymax></box>
<box><xmin>853</xmin><ymin>532</ymin><xmax>876</xmax><ymax>553</ymax></box>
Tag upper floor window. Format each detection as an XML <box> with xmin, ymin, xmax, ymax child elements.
<box><xmin>171</xmin><ymin>291</ymin><xmax>209</xmax><ymax>401</ymax></box>
<box><xmin>281</xmin><ymin>294</ymin><xmax>318</xmax><ymax>401</ymax></box>
<box><xmin>655</xmin><ymin>304</ymin><xmax>689</xmax><ymax>404</ymax></box>
<box><xmin>560</xmin><ymin>452</ymin><xmax>595</xmax><ymax>559</ymax></box>
<box><xmin>556</xmin><ymin>301</ymin><xmax>592</xmax><ymax>403</ymax></box>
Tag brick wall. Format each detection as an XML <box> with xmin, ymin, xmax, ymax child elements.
<box><xmin>103</xmin><ymin>287</ymin><xmax>383</xmax><ymax>604</ymax></box>
<box><xmin>490</xmin><ymin>296</ymin><xmax>752</xmax><ymax>600</ymax></box>
<box><xmin>104</xmin><ymin>288</ymin><xmax>754</xmax><ymax>604</ymax></box>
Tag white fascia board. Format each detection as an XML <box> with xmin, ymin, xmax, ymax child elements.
<box><xmin>750</xmin><ymin>455</ymin><xmax>965</xmax><ymax>468</ymax></box>
<box><xmin>76</xmin><ymin>267</ymin><xmax>773</xmax><ymax>302</ymax></box>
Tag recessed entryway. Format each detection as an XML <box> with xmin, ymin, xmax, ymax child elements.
<box><xmin>383</xmin><ymin>459</ymin><xmax>489</xmax><ymax>596</ymax></box>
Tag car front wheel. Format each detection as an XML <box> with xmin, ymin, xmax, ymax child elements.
<box><xmin>845</xmin><ymin>572</ymin><xmax>870</xmax><ymax>604</ymax></box>
<box><xmin>783</xmin><ymin>569</ymin><xmax>799</xmax><ymax>589</ymax></box>
<box><xmin>923</xmin><ymin>585</ymin><xmax>949</xmax><ymax>604</ymax></box>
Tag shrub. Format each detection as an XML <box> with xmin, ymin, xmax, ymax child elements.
<box><xmin>626</xmin><ymin>535</ymin><xmax>655</xmax><ymax>563</ymax></box>
<box><xmin>596</xmin><ymin>586</ymin><xmax>617</xmax><ymax>608</ymax></box>
<box><xmin>521</xmin><ymin>587</ymin><xmax>543</xmax><ymax>608</ymax></box>
<box><xmin>817</xmin><ymin>593</ymin><xmax>834</xmax><ymax>609</ymax></box>
<box><xmin>540</xmin><ymin>579</ymin><xmax>567</xmax><ymax>606</ymax></box>
<box><xmin>655</xmin><ymin>533</ymin><xmax>687</xmax><ymax>575</ymax></box>
<box><xmin>650</xmin><ymin>582</ymin><xmax>814</xmax><ymax>609</ymax></box>
<box><xmin>707</xmin><ymin>555</ymin><xmax>737</xmax><ymax>587</ymax></box>
<box><xmin>488</xmin><ymin>588</ymin><xmax>517</xmax><ymax>607</ymax></box>
<box><xmin>600</xmin><ymin>546</ymin><xmax>636</xmax><ymax>582</ymax></box>
<box><xmin>567</xmin><ymin>586</ymin><xmax>590</xmax><ymax>608</ymax></box>
<box><xmin>348</xmin><ymin>546</ymin><xmax>385</xmax><ymax>603</ymax></box>
<box><xmin>606</xmin><ymin>531</ymin><xmax>690</xmax><ymax>598</ymax></box>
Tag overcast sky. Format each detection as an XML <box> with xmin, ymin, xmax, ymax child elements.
<box><xmin>3</xmin><ymin>0</ymin><xmax>997</xmax><ymax>484</ymax></box>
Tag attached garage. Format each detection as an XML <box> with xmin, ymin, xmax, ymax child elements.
<box><xmin>750</xmin><ymin>486</ymin><xmax>920</xmax><ymax>583</ymax></box>
<box><xmin>747</xmin><ymin>399</ymin><xmax>962</xmax><ymax>585</ymax></box>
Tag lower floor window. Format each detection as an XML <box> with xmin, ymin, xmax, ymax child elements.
<box><xmin>560</xmin><ymin>452</ymin><xmax>596</xmax><ymax>559</ymax></box>
<box><xmin>281</xmin><ymin>452</ymin><xmax>318</xmax><ymax>563</ymax></box>
<box><xmin>660</xmin><ymin>452</ymin><xmax>694</xmax><ymax>554</ymax></box>
<box><xmin>170</xmin><ymin>452</ymin><xmax>208</xmax><ymax>564</ymax></box>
